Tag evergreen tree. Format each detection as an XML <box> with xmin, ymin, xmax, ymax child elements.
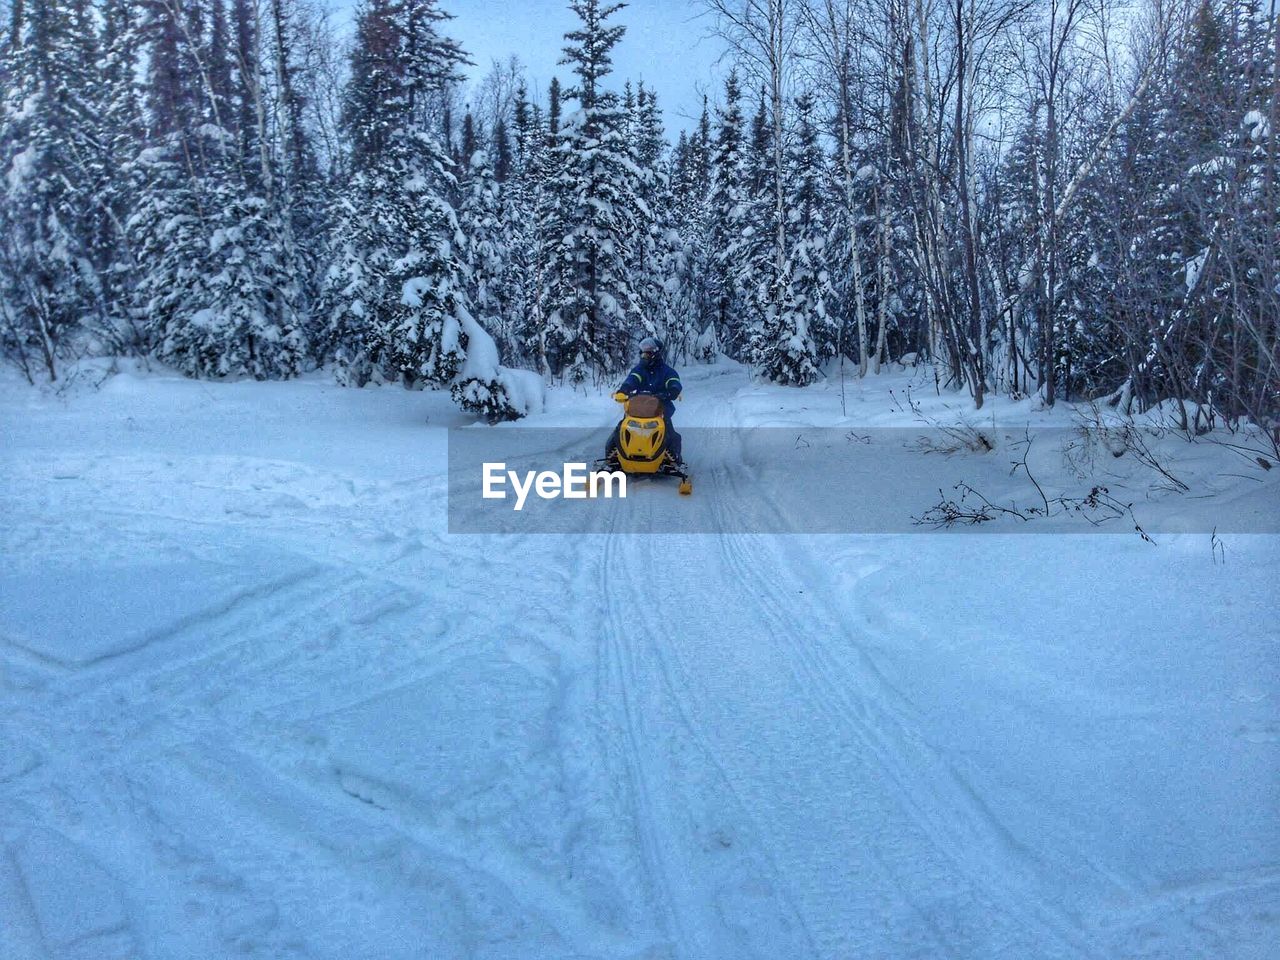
<box><xmin>89</xmin><ymin>0</ymin><xmax>147</xmax><ymax>353</ymax></box>
<box><xmin>208</xmin><ymin>0</ymin><xmax>234</xmax><ymax>129</ymax></box>
<box><xmin>230</xmin><ymin>0</ymin><xmax>261</xmax><ymax>184</ymax></box>
<box><xmin>492</xmin><ymin>115</ymin><xmax>511</xmax><ymax>182</ymax></box>
<box><xmin>0</xmin><ymin>0</ymin><xmax>102</xmax><ymax>379</ymax></box>
<box><xmin>630</xmin><ymin>83</ymin><xmax>668</xmax><ymax>343</ymax></box>
<box><xmin>739</xmin><ymin>85</ymin><xmax>782</xmax><ymax>368</ymax></box>
<box><xmin>547</xmin><ymin>75</ymin><xmax>562</xmax><ymax>143</ymax></box>
<box><xmin>1110</xmin><ymin>0</ymin><xmax>1238</xmax><ymax>410</ymax></box>
<box><xmin>320</xmin><ymin>0</ymin><xmax>520</xmax><ymax>417</ymax></box>
<box><xmin>145</xmin><ymin>0</ymin><xmax>205</xmax><ymax>147</ymax></box>
<box><xmin>460</xmin><ymin>109</ymin><xmax>478</xmax><ymax>171</ymax></box>
<box><xmin>128</xmin><ymin>0</ymin><xmax>315</xmax><ymax>379</ymax></box>
<box><xmin>460</xmin><ymin>146</ymin><xmax>515</xmax><ymax>357</ymax></box>
<box><xmin>267</xmin><ymin>0</ymin><xmax>319</xmax><ymax>200</ymax></box>
<box><xmin>705</xmin><ymin>70</ymin><xmax>749</xmax><ymax>359</ymax></box>
<box><xmin>539</xmin><ymin>0</ymin><xmax>643</xmax><ymax>381</ymax></box>
<box><xmin>127</xmin><ymin>128</ymin><xmax>223</xmax><ymax>377</ymax></box>
<box><xmin>988</xmin><ymin>113</ymin><xmax>1045</xmax><ymax>396</ymax></box>
<box><xmin>688</xmin><ymin>97</ymin><xmax>713</xmax><ymax>199</ymax></box>
<box><xmin>751</xmin><ymin>259</ymin><xmax>820</xmax><ymax>385</ymax></box>
<box><xmin>667</xmin><ymin>96</ymin><xmax>716</xmax><ymax>362</ymax></box>
<box><xmin>322</xmin><ymin>0</ymin><xmax>467</xmax><ymax>385</ymax></box>
<box><xmin>782</xmin><ymin>92</ymin><xmax>835</xmax><ymax>364</ymax></box>
<box><xmin>508</xmin><ymin>84</ymin><xmax>553</xmax><ymax>373</ymax></box>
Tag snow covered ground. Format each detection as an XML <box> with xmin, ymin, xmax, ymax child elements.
<box><xmin>1</xmin><ymin>358</ymin><xmax>1277</xmax><ymax>960</ymax></box>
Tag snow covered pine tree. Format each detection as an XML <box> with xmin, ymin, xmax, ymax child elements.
<box><xmin>319</xmin><ymin>0</ymin><xmax>532</xmax><ymax>420</ymax></box>
<box><xmin>539</xmin><ymin>0</ymin><xmax>645</xmax><ymax>382</ymax></box>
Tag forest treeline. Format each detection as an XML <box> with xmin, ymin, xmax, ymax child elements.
<box><xmin>0</xmin><ymin>0</ymin><xmax>1275</xmax><ymax>428</ymax></box>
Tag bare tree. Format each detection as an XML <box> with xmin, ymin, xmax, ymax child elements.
<box><xmin>702</xmin><ymin>0</ymin><xmax>799</xmax><ymax>283</ymax></box>
<box><xmin>797</xmin><ymin>0</ymin><xmax>873</xmax><ymax>373</ymax></box>
<box><xmin>469</xmin><ymin>54</ymin><xmax>524</xmax><ymax>137</ymax></box>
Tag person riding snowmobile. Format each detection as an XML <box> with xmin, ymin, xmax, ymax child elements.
<box><xmin>606</xmin><ymin>336</ymin><xmax>683</xmax><ymax>463</ymax></box>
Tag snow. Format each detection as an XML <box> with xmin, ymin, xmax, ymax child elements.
<box><xmin>0</xmin><ymin>556</ymin><xmax>310</xmax><ymax>667</ymax></box>
<box><xmin>495</xmin><ymin>366</ymin><xmax>546</xmax><ymax>416</ymax></box>
<box><xmin>189</xmin><ymin>307</ymin><xmax>217</xmax><ymax>330</ymax></box>
<box><xmin>399</xmin><ymin>275</ymin><xmax>429</xmax><ymax>309</ymax></box>
<box><xmin>1</xmin><ymin>359</ymin><xmax>1277</xmax><ymax>960</ymax></box>
<box><xmin>135</xmin><ymin>146</ymin><xmax>168</xmax><ymax>166</ymax></box>
<box><xmin>6</xmin><ymin>144</ymin><xmax>37</xmax><ymax>193</ymax></box>
<box><xmin>1185</xmin><ymin>248</ymin><xmax>1209</xmax><ymax>292</ymax></box>
<box><xmin>456</xmin><ymin>305</ymin><xmax>500</xmax><ymax>378</ymax></box>
<box><xmin>452</xmin><ymin>304</ymin><xmax>544</xmax><ymax>417</ymax></box>
<box><xmin>1243</xmin><ymin>110</ymin><xmax>1271</xmax><ymax>142</ymax></box>
<box><xmin>10</xmin><ymin>828</ymin><xmax>138</xmax><ymax>959</ymax></box>
<box><xmin>195</xmin><ymin>123</ymin><xmax>234</xmax><ymax>143</ymax></box>
<box><xmin>13</xmin><ymin>93</ymin><xmax>38</xmax><ymax>122</ymax></box>
<box><xmin>1188</xmin><ymin>156</ymin><xmax>1227</xmax><ymax>178</ymax></box>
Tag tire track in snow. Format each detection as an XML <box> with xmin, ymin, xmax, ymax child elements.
<box><xmin>687</xmin><ymin>389</ymin><xmax>1106</xmax><ymax>959</ymax></box>
<box><xmin>583</xmin><ymin>382</ymin><xmax>821</xmax><ymax>959</ymax></box>
<box><xmin>169</xmin><ymin>742</ymin><xmax>638</xmax><ymax>960</ymax></box>
<box><xmin>595</xmin><ymin>508</ymin><xmax>704</xmax><ymax>957</ymax></box>
<box><xmin>4</xmin><ymin>568</ymin><xmax>421</xmax><ymax>796</ymax></box>
<box><xmin>682</xmin><ymin>472</ymin><xmax>953</xmax><ymax>955</ymax></box>
<box><xmin>602</xmin><ymin>524</ymin><xmax>821</xmax><ymax>960</ymax></box>
<box><xmin>584</xmin><ymin>439</ymin><xmax>818</xmax><ymax>960</ymax></box>
<box><xmin>3</xmin><ymin>563</ymin><xmax>348</xmax><ymax>748</ymax></box>
<box><xmin>703</xmin><ymin>493</ymin><xmax>1022</xmax><ymax>956</ymax></box>
<box><xmin>587</xmin><ymin>382</ymin><xmax>1087</xmax><ymax>959</ymax></box>
<box><xmin>678</xmin><ymin>388</ymin><xmax>948</xmax><ymax>955</ymax></box>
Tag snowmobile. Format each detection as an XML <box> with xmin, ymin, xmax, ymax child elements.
<box><xmin>595</xmin><ymin>392</ymin><xmax>692</xmax><ymax>495</ymax></box>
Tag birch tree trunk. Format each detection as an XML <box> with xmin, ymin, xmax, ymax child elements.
<box><xmin>840</xmin><ymin>90</ymin><xmax>870</xmax><ymax>375</ymax></box>
<box><xmin>953</xmin><ymin>0</ymin><xmax>985</xmax><ymax>406</ymax></box>
<box><xmin>874</xmin><ymin>178</ymin><xmax>891</xmax><ymax>373</ymax></box>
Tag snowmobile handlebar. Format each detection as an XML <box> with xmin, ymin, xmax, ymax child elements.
<box><xmin>613</xmin><ymin>390</ymin><xmax>680</xmax><ymax>403</ymax></box>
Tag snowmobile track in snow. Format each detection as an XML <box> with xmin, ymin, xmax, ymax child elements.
<box><xmin>606</xmin><ymin>392</ymin><xmax>1101</xmax><ymax>960</ymax></box>
<box><xmin>596</xmin><ymin>509</ymin><xmax>716</xmax><ymax>958</ymax></box>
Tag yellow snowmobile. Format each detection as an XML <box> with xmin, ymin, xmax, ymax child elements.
<box><xmin>597</xmin><ymin>392</ymin><xmax>692</xmax><ymax>495</ymax></box>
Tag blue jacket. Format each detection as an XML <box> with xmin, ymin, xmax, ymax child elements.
<box><xmin>619</xmin><ymin>358</ymin><xmax>682</xmax><ymax>418</ymax></box>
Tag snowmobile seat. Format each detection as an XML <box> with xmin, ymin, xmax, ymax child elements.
<box><xmin>625</xmin><ymin>394</ymin><xmax>663</xmax><ymax>418</ymax></box>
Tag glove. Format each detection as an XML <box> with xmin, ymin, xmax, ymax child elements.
<box><xmin>613</xmin><ymin>391</ymin><xmax>629</xmax><ymax>402</ymax></box>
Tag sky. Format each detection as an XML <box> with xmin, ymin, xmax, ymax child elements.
<box><xmin>335</xmin><ymin>0</ymin><xmax>729</xmax><ymax>136</ymax></box>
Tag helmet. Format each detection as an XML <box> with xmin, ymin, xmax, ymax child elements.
<box><xmin>638</xmin><ymin>336</ymin><xmax>662</xmax><ymax>358</ymax></box>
